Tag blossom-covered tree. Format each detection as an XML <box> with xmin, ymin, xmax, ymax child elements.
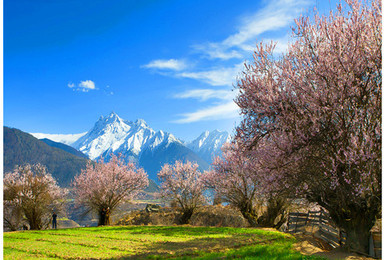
<box><xmin>158</xmin><ymin>161</ymin><xmax>206</xmax><ymax>224</ymax></box>
<box><xmin>72</xmin><ymin>154</ymin><xmax>148</xmax><ymax>226</ymax></box>
<box><xmin>3</xmin><ymin>164</ymin><xmax>67</xmax><ymax>230</ymax></box>
<box><xmin>235</xmin><ymin>0</ymin><xmax>381</xmax><ymax>253</ymax></box>
<box><xmin>204</xmin><ymin>142</ymin><xmax>289</xmax><ymax>228</ymax></box>
<box><xmin>203</xmin><ymin>143</ymin><xmax>260</xmax><ymax>226</ymax></box>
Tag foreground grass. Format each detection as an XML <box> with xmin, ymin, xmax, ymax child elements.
<box><xmin>4</xmin><ymin>225</ymin><xmax>326</xmax><ymax>259</ymax></box>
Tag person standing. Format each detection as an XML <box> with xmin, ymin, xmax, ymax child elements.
<box><xmin>52</xmin><ymin>211</ymin><xmax>57</xmax><ymax>229</ymax></box>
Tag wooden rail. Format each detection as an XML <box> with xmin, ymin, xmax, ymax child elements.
<box><xmin>287</xmin><ymin>209</ymin><xmax>381</xmax><ymax>258</ymax></box>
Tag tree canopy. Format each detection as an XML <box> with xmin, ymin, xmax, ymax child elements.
<box><xmin>235</xmin><ymin>0</ymin><xmax>381</xmax><ymax>253</ymax></box>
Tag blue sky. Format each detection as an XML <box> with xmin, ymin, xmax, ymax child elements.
<box><xmin>4</xmin><ymin>0</ymin><xmax>339</xmax><ymax>141</ymax></box>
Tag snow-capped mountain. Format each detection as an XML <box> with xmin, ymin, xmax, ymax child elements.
<box><xmin>187</xmin><ymin>130</ymin><xmax>231</xmax><ymax>163</ymax></box>
<box><xmin>29</xmin><ymin>112</ymin><xmax>230</xmax><ymax>180</ymax></box>
<box><xmin>73</xmin><ymin>112</ymin><xmax>182</xmax><ymax>161</ymax></box>
<box><xmin>67</xmin><ymin>112</ymin><xmax>208</xmax><ymax>180</ymax></box>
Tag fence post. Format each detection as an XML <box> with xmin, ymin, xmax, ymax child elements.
<box><xmin>369</xmin><ymin>232</ymin><xmax>375</xmax><ymax>257</ymax></box>
<box><xmin>287</xmin><ymin>214</ymin><xmax>290</xmax><ymax>232</ymax></box>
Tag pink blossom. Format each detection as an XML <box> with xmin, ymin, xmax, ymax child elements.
<box><xmin>72</xmin><ymin>154</ymin><xmax>148</xmax><ymax>223</ymax></box>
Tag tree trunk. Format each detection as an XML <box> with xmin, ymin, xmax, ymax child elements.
<box><xmin>343</xmin><ymin>224</ymin><xmax>371</xmax><ymax>254</ymax></box>
<box><xmin>240</xmin><ymin>205</ymin><xmax>258</xmax><ymax>227</ymax></box>
<box><xmin>327</xmin><ymin>203</ymin><xmax>378</xmax><ymax>255</ymax></box>
<box><xmin>28</xmin><ymin>218</ymin><xmax>41</xmax><ymax>230</ymax></box>
<box><xmin>178</xmin><ymin>209</ymin><xmax>194</xmax><ymax>225</ymax></box>
<box><xmin>98</xmin><ymin>209</ymin><xmax>106</xmax><ymax>226</ymax></box>
<box><xmin>26</xmin><ymin>210</ymin><xmax>42</xmax><ymax>230</ymax></box>
<box><xmin>258</xmin><ymin>197</ymin><xmax>288</xmax><ymax>229</ymax></box>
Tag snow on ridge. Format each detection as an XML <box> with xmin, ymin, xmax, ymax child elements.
<box><xmin>187</xmin><ymin>130</ymin><xmax>231</xmax><ymax>163</ymax></box>
<box><xmin>30</xmin><ymin>113</ymin><xmax>228</xmax><ymax>164</ymax></box>
<box><xmin>73</xmin><ymin>112</ymin><xmax>183</xmax><ymax>160</ymax></box>
<box><xmin>30</xmin><ymin>132</ymin><xmax>87</xmax><ymax>145</ymax></box>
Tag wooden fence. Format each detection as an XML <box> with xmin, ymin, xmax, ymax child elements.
<box><xmin>287</xmin><ymin>210</ymin><xmax>381</xmax><ymax>258</ymax></box>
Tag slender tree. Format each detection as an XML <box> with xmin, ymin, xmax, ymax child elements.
<box><xmin>235</xmin><ymin>0</ymin><xmax>381</xmax><ymax>253</ymax></box>
<box><xmin>3</xmin><ymin>164</ymin><xmax>67</xmax><ymax>230</ymax></box>
<box><xmin>72</xmin><ymin>154</ymin><xmax>148</xmax><ymax>226</ymax></box>
<box><xmin>158</xmin><ymin>161</ymin><xmax>206</xmax><ymax>224</ymax></box>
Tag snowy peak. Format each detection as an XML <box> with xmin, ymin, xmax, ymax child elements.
<box><xmin>134</xmin><ymin>118</ymin><xmax>148</xmax><ymax>128</ymax></box>
<box><xmin>187</xmin><ymin>130</ymin><xmax>231</xmax><ymax>163</ymax></box>
<box><xmin>72</xmin><ymin>112</ymin><xmax>181</xmax><ymax>160</ymax></box>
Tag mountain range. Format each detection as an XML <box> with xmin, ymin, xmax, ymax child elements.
<box><xmin>26</xmin><ymin>112</ymin><xmax>230</xmax><ymax>181</ymax></box>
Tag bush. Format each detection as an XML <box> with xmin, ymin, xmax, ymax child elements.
<box><xmin>116</xmin><ymin>205</ymin><xmax>249</xmax><ymax>228</ymax></box>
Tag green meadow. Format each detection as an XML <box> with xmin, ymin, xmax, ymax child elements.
<box><xmin>3</xmin><ymin>226</ymin><xmax>326</xmax><ymax>259</ymax></box>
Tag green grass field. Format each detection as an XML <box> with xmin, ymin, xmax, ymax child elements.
<box><xmin>4</xmin><ymin>226</ymin><xmax>326</xmax><ymax>259</ymax></box>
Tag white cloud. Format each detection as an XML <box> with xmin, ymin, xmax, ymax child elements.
<box><xmin>177</xmin><ymin>63</ymin><xmax>244</xmax><ymax>87</ymax></box>
<box><xmin>30</xmin><ymin>132</ymin><xmax>87</xmax><ymax>145</ymax></box>
<box><xmin>79</xmin><ymin>80</ymin><xmax>96</xmax><ymax>91</ymax></box>
<box><xmin>174</xmin><ymin>89</ymin><xmax>235</xmax><ymax>101</ymax></box>
<box><xmin>142</xmin><ymin>59</ymin><xmax>187</xmax><ymax>71</ymax></box>
<box><xmin>68</xmin><ymin>80</ymin><xmax>97</xmax><ymax>92</ymax></box>
<box><xmin>193</xmin><ymin>42</ymin><xmax>243</xmax><ymax>60</ymax></box>
<box><xmin>194</xmin><ymin>0</ymin><xmax>311</xmax><ymax>59</ymax></box>
<box><xmin>173</xmin><ymin>101</ymin><xmax>239</xmax><ymax>123</ymax></box>
<box><xmin>141</xmin><ymin>0</ymin><xmax>310</xmax><ymax>124</ymax></box>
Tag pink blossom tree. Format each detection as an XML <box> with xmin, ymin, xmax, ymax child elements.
<box><xmin>3</xmin><ymin>164</ymin><xmax>67</xmax><ymax>230</ymax></box>
<box><xmin>72</xmin><ymin>154</ymin><xmax>148</xmax><ymax>226</ymax></box>
<box><xmin>204</xmin><ymin>142</ymin><xmax>289</xmax><ymax>228</ymax></box>
<box><xmin>157</xmin><ymin>161</ymin><xmax>206</xmax><ymax>224</ymax></box>
<box><xmin>235</xmin><ymin>0</ymin><xmax>381</xmax><ymax>253</ymax></box>
<box><xmin>203</xmin><ymin>143</ymin><xmax>260</xmax><ymax>226</ymax></box>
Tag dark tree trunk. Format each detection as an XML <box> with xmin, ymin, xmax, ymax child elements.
<box><xmin>258</xmin><ymin>197</ymin><xmax>288</xmax><ymax>229</ymax></box>
<box><xmin>26</xmin><ymin>210</ymin><xmax>42</xmax><ymax>230</ymax></box>
<box><xmin>315</xmin><ymin>194</ymin><xmax>380</xmax><ymax>255</ymax></box>
<box><xmin>240</xmin><ymin>204</ymin><xmax>258</xmax><ymax>227</ymax></box>
<box><xmin>178</xmin><ymin>209</ymin><xmax>194</xmax><ymax>225</ymax></box>
<box><xmin>98</xmin><ymin>209</ymin><xmax>106</xmax><ymax>226</ymax></box>
<box><xmin>28</xmin><ymin>217</ymin><xmax>41</xmax><ymax>230</ymax></box>
<box><xmin>332</xmin><ymin>210</ymin><xmax>377</xmax><ymax>254</ymax></box>
<box><xmin>344</xmin><ymin>223</ymin><xmax>371</xmax><ymax>254</ymax></box>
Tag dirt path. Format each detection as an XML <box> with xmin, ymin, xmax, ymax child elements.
<box><xmin>293</xmin><ymin>234</ymin><xmax>377</xmax><ymax>260</ymax></box>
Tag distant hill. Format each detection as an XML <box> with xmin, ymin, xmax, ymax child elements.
<box><xmin>41</xmin><ymin>138</ymin><xmax>89</xmax><ymax>159</ymax></box>
<box><xmin>4</xmin><ymin>127</ymin><xmax>89</xmax><ymax>187</ymax></box>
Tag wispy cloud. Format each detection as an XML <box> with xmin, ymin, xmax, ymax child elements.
<box><xmin>173</xmin><ymin>101</ymin><xmax>239</xmax><ymax>123</ymax></box>
<box><xmin>192</xmin><ymin>42</ymin><xmax>243</xmax><ymax>60</ymax></box>
<box><xmin>68</xmin><ymin>80</ymin><xmax>97</xmax><ymax>92</ymax></box>
<box><xmin>177</xmin><ymin>63</ymin><xmax>244</xmax><ymax>87</ymax></box>
<box><xmin>142</xmin><ymin>59</ymin><xmax>187</xmax><ymax>71</ymax></box>
<box><xmin>174</xmin><ymin>89</ymin><xmax>235</xmax><ymax>102</ymax></box>
<box><xmin>141</xmin><ymin>0</ymin><xmax>311</xmax><ymax>124</ymax></box>
<box><xmin>194</xmin><ymin>0</ymin><xmax>311</xmax><ymax>59</ymax></box>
